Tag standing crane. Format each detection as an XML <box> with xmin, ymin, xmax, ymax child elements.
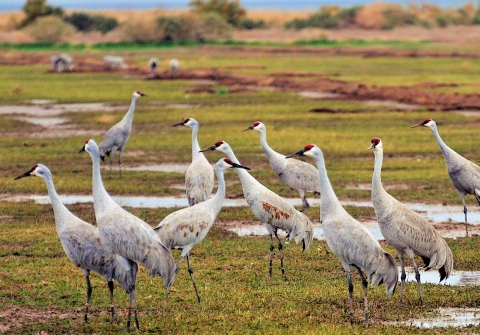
<box><xmin>200</xmin><ymin>141</ymin><xmax>313</xmax><ymax>279</ymax></box>
<box><xmin>412</xmin><ymin>118</ymin><xmax>480</xmax><ymax>237</ymax></box>
<box><xmin>287</xmin><ymin>144</ymin><xmax>398</xmax><ymax>327</ymax></box>
<box><xmin>79</xmin><ymin>139</ymin><xmax>176</xmax><ymax>331</ymax></box>
<box><xmin>15</xmin><ymin>164</ymin><xmax>138</xmax><ymax>331</ymax></box>
<box><xmin>98</xmin><ymin>91</ymin><xmax>146</xmax><ymax>179</ymax></box>
<box><xmin>148</xmin><ymin>58</ymin><xmax>159</xmax><ymax>78</ymax></box>
<box><xmin>243</xmin><ymin>121</ymin><xmax>320</xmax><ymax>212</ymax></box>
<box><xmin>172</xmin><ymin>118</ymin><xmax>214</xmax><ymax>206</ymax></box>
<box><xmin>154</xmin><ymin>158</ymin><xmax>250</xmax><ymax>303</ymax></box>
<box><xmin>170</xmin><ymin>58</ymin><xmax>180</xmax><ymax>73</ymax></box>
<box><xmin>369</xmin><ymin>138</ymin><xmax>453</xmax><ymax>307</ymax></box>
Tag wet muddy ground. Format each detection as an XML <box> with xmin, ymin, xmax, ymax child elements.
<box><xmin>3</xmin><ymin>49</ymin><xmax>480</xmax><ymax>112</ymax></box>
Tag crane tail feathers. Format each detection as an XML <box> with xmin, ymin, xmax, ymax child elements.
<box><xmin>370</xmin><ymin>252</ymin><xmax>398</xmax><ymax>297</ymax></box>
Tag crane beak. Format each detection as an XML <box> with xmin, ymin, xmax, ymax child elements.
<box><xmin>231</xmin><ymin>162</ymin><xmax>251</xmax><ymax>170</ymax></box>
<box><xmin>242</xmin><ymin>125</ymin><xmax>254</xmax><ymax>132</ymax></box>
<box><xmin>199</xmin><ymin>145</ymin><xmax>216</xmax><ymax>153</ymax></box>
<box><xmin>141</xmin><ymin>93</ymin><xmax>147</xmax><ymax>97</ymax></box>
<box><xmin>368</xmin><ymin>143</ymin><xmax>375</xmax><ymax>150</ymax></box>
<box><xmin>172</xmin><ymin>121</ymin><xmax>186</xmax><ymax>127</ymax></box>
<box><xmin>15</xmin><ymin>169</ymin><xmax>33</xmax><ymax>180</ymax></box>
<box><xmin>78</xmin><ymin>145</ymin><xmax>86</xmax><ymax>153</ymax></box>
<box><xmin>286</xmin><ymin>149</ymin><xmax>305</xmax><ymax>158</ymax></box>
<box><xmin>411</xmin><ymin>122</ymin><xmax>423</xmax><ymax>128</ymax></box>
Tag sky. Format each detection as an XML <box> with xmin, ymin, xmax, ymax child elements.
<box><xmin>0</xmin><ymin>0</ymin><xmax>464</xmax><ymax>11</ymax></box>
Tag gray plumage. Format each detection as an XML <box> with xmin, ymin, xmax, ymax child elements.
<box><xmin>154</xmin><ymin>158</ymin><xmax>250</xmax><ymax>302</ymax></box>
<box><xmin>170</xmin><ymin>58</ymin><xmax>179</xmax><ymax>72</ymax></box>
<box><xmin>103</xmin><ymin>55</ymin><xmax>128</xmax><ymax>69</ymax></box>
<box><xmin>15</xmin><ymin>164</ymin><xmax>138</xmax><ymax>330</ymax></box>
<box><xmin>287</xmin><ymin>144</ymin><xmax>397</xmax><ymax>327</ymax></box>
<box><xmin>50</xmin><ymin>54</ymin><xmax>73</xmax><ymax>72</ymax></box>
<box><xmin>413</xmin><ymin>118</ymin><xmax>480</xmax><ymax>237</ymax></box>
<box><xmin>369</xmin><ymin>138</ymin><xmax>453</xmax><ymax>307</ymax></box>
<box><xmin>80</xmin><ymin>139</ymin><xmax>176</xmax><ymax>330</ymax></box>
<box><xmin>99</xmin><ymin>91</ymin><xmax>146</xmax><ymax>178</ymax></box>
<box><xmin>243</xmin><ymin>121</ymin><xmax>320</xmax><ymax>212</ymax></box>
<box><xmin>148</xmin><ymin>58</ymin><xmax>159</xmax><ymax>78</ymax></box>
<box><xmin>172</xmin><ymin>118</ymin><xmax>214</xmax><ymax>206</ymax></box>
<box><xmin>200</xmin><ymin>141</ymin><xmax>314</xmax><ymax>279</ymax></box>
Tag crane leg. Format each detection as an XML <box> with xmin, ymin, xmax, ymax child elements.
<box><xmin>165</xmin><ymin>255</ymin><xmax>185</xmax><ymax>302</ymax></box>
<box><xmin>118</xmin><ymin>151</ymin><xmax>123</xmax><ymax>179</ymax></box>
<box><xmin>463</xmin><ymin>204</ymin><xmax>469</xmax><ymax>238</ymax></box>
<box><xmin>274</xmin><ymin>231</ymin><xmax>286</xmax><ymax>279</ymax></box>
<box><xmin>407</xmin><ymin>251</ymin><xmax>424</xmax><ymax>308</ymax></box>
<box><xmin>346</xmin><ymin>269</ymin><xmax>354</xmax><ymax>326</ymax></box>
<box><xmin>354</xmin><ymin>265</ymin><xmax>369</xmax><ymax>327</ymax></box>
<box><xmin>301</xmin><ymin>196</ymin><xmax>310</xmax><ymax>213</ymax></box>
<box><xmin>269</xmin><ymin>234</ymin><xmax>274</xmax><ymax>278</ymax></box>
<box><xmin>84</xmin><ymin>275</ymin><xmax>92</xmax><ymax>323</ymax></box>
<box><xmin>126</xmin><ymin>289</ymin><xmax>139</xmax><ymax>332</ymax></box>
<box><xmin>186</xmin><ymin>254</ymin><xmax>201</xmax><ymax>303</ymax></box>
<box><xmin>398</xmin><ymin>254</ymin><xmax>406</xmax><ymax>304</ymax></box>
<box><xmin>108</xmin><ymin>280</ymin><xmax>115</xmax><ymax>323</ymax></box>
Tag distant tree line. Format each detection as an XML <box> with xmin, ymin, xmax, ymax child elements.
<box><xmin>284</xmin><ymin>2</ymin><xmax>480</xmax><ymax>30</ymax></box>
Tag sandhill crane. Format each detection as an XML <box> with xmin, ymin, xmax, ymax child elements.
<box><xmin>104</xmin><ymin>55</ymin><xmax>128</xmax><ymax>69</ymax></box>
<box><xmin>172</xmin><ymin>118</ymin><xmax>214</xmax><ymax>206</ymax></box>
<box><xmin>50</xmin><ymin>54</ymin><xmax>73</xmax><ymax>72</ymax></box>
<box><xmin>154</xmin><ymin>158</ymin><xmax>250</xmax><ymax>302</ymax></box>
<box><xmin>98</xmin><ymin>91</ymin><xmax>146</xmax><ymax>179</ymax></box>
<box><xmin>369</xmin><ymin>138</ymin><xmax>453</xmax><ymax>307</ymax></box>
<box><xmin>200</xmin><ymin>141</ymin><xmax>314</xmax><ymax>279</ymax></box>
<box><xmin>412</xmin><ymin>118</ymin><xmax>480</xmax><ymax>237</ymax></box>
<box><xmin>79</xmin><ymin>139</ymin><xmax>176</xmax><ymax>330</ymax></box>
<box><xmin>287</xmin><ymin>144</ymin><xmax>398</xmax><ymax>326</ymax></box>
<box><xmin>243</xmin><ymin>121</ymin><xmax>320</xmax><ymax>212</ymax></box>
<box><xmin>15</xmin><ymin>164</ymin><xmax>138</xmax><ymax>331</ymax></box>
<box><xmin>148</xmin><ymin>58</ymin><xmax>159</xmax><ymax>78</ymax></box>
<box><xmin>170</xmin><ymin>58</ymin><xmax>179</xmax><ymax>73</ymax></box>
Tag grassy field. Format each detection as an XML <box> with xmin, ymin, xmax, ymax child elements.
<box><xmin>1</xmin><ymin>44</ymin><xmax>480</xmax><ymax>334</ymax></box>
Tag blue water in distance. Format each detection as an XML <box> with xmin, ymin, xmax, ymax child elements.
<box><xmin>1</xmin><ymin>0</ymin><xmax>465</xmax><ymax>11</ymax></box>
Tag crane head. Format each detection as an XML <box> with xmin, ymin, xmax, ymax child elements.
<box><xmin>199</xmin><ymin>141</ymin><xmax>224</xmax><ymax>153</ymax></box>
<box><xmin>133</xmin><ymin>91</ymin><xmax>147</xmax><ymax>98</ymax></box>
<box><xmin>242</xmin><ymin>121</ymin><xmax>263</xmax><ymax>132</ymax></box>
<box><xmin>368</xmin><ymin>137</ymin><xmax>382</xmax><ymax>151</ymax></box>
<box><xmin>286</xmin><ymin>144</ymin><xmax>316</xmax><ymax>158</ymax></box>
<box><xmin>79</xmin><ymin>139</ymin><xmax>100</xmax><ymax>157</ymax></box>
<box><xmin>221</xmin><ymin>158</ymin><xmax>251</xmax><ymax>170</ymax></box>
<box><xmin>411</xmin><ymin>118</ymin><xmax>433</xmax><ymax>128</ymax></box>
<box><xmin>172</xmin><ymin>117</ymin><xmax>198</xmax><ymax>128</ymax></box>
<box><xmin>15</xmin><ymin>164</ymin><xmax>39</xmax><ymax>180</ymax></box>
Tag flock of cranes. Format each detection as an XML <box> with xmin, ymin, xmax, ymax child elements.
<box><xmin>14</xmin><ymin>88</ymin><xmax>479</xmax><ymax>330</ymax></box>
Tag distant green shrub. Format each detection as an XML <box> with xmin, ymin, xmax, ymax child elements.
<box><xmin>285</xmin><ymin>8</ymin><xmax>339</xmax><ymax>30</ymax></box>
<box><xmin>238</xmin><ymin>18</ymin><xmax>267</xmax><ymax>30</ymax></box>
<box><xmin>19</xmin><ymin>0</ymin><xmax>64</xmax><ymax>28</ymax></box>
<box><xmin>64</xmin><ymin>12</ymin><xmax>118</xmax><ymax>34</ymax></box>
<box><xmin>189</xmin><ymin>0</ymin><xmax>246</xmax><ymax>26</ymax></box>
<box><xmin>26</xmin><ymin>15</ymin><xmax>75</xmax><ymax>42</ymax></box>
<box><xmin>121</xmin><ymin>20</ymin><xmax>161</xmax><ymax>43</ymax></box>
<box><xmin>196</xmin><ymin>13</ymin><xmax>232</xmax><ymax>40</ymax></box>
<box><xmin>157</xmin><ymin>16</ymin><xmax>195</xmax><ymax>41</ymax></box>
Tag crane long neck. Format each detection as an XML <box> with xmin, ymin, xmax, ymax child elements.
<box><xmin>311</xmin><ymin>150</ymin><xmax>346</xmax><ymax>220</ymax></box>
<box><xmin>429</xmin><ymin>124</ymin><xmax>452</xmax><ymax>157</ymax></box>
<box><xmin>223</xmin><ymin>148</ymin><xmax>257</xmax><ymax>191</ymax></box>
<box><xmin>121</xmin><ymin>96</ymin><xmax>137</xmax><ymax>126</ymax></box>
<box><xmin>258</xmin><ymin>129</ymin><xmax>284</xmax><ymax>163</ymax></box>
<box><xmin>191</xmin><ymin>125</ymin><xmax>202</xmax><ymax>159</ymax></box>
<box><xmin>209</xmin><ymin>167</ymin><xmax>226</xmax><ymax>216</ymax></box>
<box><xmin>372</xmin><ymin>149</ymin><xmax>388</xmax><ymax>199</ymax></box>
<box><xmin>42</xmin><ymin>174</ymin><xmax>72</xmax><ymax>229</ymax></box>
<box><xmin>90</xmin><ymin>150</ymin><xmax>117</xmax><ymax>219</ymax></box>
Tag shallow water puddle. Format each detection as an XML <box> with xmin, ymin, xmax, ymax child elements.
<box><xmin>0</xmin><ymin>103</ymin><xmax>124</xmax><ymax>117</ymax></box>
<box><xmin>388</xmin><ymin>307</ymin><xmax>480</xmax><ymax>328</ymax></box>
<box><xmin>404</xmin><ymin>268</ymin><xmax>480</xmax><ymax>286</ymax></box>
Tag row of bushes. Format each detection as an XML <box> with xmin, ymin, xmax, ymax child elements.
<box><xmin>285</xmin><ymin>3</ymin><xmax>480</xmax><ymax>30</ymax></box>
